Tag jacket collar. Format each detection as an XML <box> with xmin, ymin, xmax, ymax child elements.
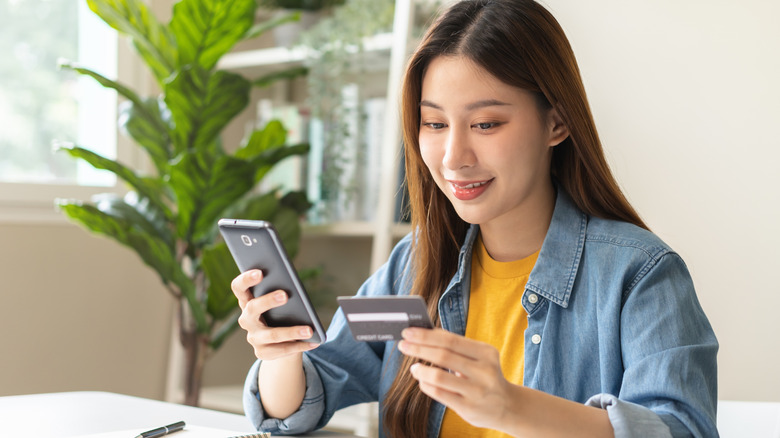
<box><xmin>450</xmin><ymin>188</ymin><xmax>587</xmax><ymax>310</ymax></box>
<box><xmin>525</xmin><ymin>189</ymin><xmax>587</xmax><ymax>309</ymax></box>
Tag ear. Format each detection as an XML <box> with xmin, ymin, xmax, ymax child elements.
<box><xmin>546</xmin><ymin>106</ymin><xmax>569</xmax><ymax>147</ymax></box>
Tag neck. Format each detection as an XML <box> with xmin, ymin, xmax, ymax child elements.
<box><xmin>479</xmin><ymin>182</ymin><xmax>556</xmax><ymax>262</ymax></box>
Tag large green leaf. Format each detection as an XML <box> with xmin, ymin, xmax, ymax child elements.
<box><xmin>91</xmin><ymin>192</ymin><xmax>174</xmax><ymax>249</ymax></box>
<box><xmin>57</xmin><ymin>144</ymin><xmax>173</xmax><ymax>219</ymax></box>
<box><xmin>57</xmin><ymin>200</ymin><xmax>208</xmax><ymax>333</ymax></box>
<box><xmin>118</xmin><ymin>99</ymin><xmax>172</xmax><ymax>175</ymax></box>
<box><xmin>86</xmin><ymin>0</ymin><xmax>177</xmax><ymax>83</ymax></box>
<box><xmin>169</xmin><ymin>151</ymin><xmax>257</xmax><ymax>242</ymax></box>
<box><xmin>164</xmin><ymin>66</ymin><xmax>250</xmax><ymax>154</ymax></box>
<box><xmin>252</xmin><ymin>143</ymin><xmax>310</xmax><ymax>183</ymax></box>
<box><xmin>202</xmin><ymin>242</ymin><xmax>240</xmax><ymax>320</ymax></box>
<box><xmin>60</xmin><ymin>63</ymin><xmax>172</xmax><ymax>176</ymax></box>
<box><xmin>209</xmin><ymin>316</ymin><xmax>241</xmax><ymax>350</ymax></box>
<box><xmin>171</xmin><ymin>0</ymin><xmax>257</xmax><ymax>72</ymax></box>
<box><xmin>235</xmin><ymin>120</ymin><xmax>287</xmax><ymax>160</ymax></box>
<box><xmin>56</xmin><ymin>200</ymin><xmax>207</xmax><ymax>332</ymax></box>
<box><xmin>220</xmin><ymin>191</ymin><xmax>280</xmax><ymax>223</ymax></box>
<box><xmin>270</xmin><ymin>207</ymin><xmax>303</xmax><ymax>258</ymax></box>
<box><xmin>60</xmin><ymin>61</ymin><xmax>146</xmax><ymax>111</ymax></box>
<box><xmin>280</xmin><ymin>190</ymin><xmax>313</xmax><ymax>216</ymax></box>
<box><xmin>244</xmin><ymin>10</ymin><xmax>300</xmax><ymax>40</ymax></box>
<box><xmin>253</xmin><ymin>66</ymin><xmax>309</xmax><ymax>89</ymax></box>
<box><xmin>58</xmin><ymin>200</ymin><xmax>161</xmax><ymax>263</ymax></box>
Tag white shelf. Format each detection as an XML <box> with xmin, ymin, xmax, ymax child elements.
<box><xmin>218</xmin><ymin>45</ymin><xmax>308</xmax><ymax>70</ymax></box>
<box><xmin>217</xmin><ymin>32</ymin><xmax>394</xmax><ymax>71</ymax></box>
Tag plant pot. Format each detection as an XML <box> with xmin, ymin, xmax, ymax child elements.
<box><xmin>272</xmin><ymin>10</ymin><xmax>322</xmax><ymax>47</ymax></box>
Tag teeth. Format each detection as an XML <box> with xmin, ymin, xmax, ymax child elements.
<box><xmin>461</xmin><ymin>181</ymin><xmax>488</xmax><ymax>189</ymax></box>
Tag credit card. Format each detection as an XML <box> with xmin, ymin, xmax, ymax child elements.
<box><xmin>337</xmin><ymin>296</ymin><xmax>434</xmax><ymax>342</ymax></box>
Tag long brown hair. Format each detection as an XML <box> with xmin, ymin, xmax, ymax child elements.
<box><xmin>383</xmin><ymin>1</ymin><xmax>647</xmax><ymax>436</ymax></box>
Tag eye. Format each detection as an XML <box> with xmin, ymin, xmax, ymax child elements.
<box><xmin>422</xmin><ymin>122</ymin><xmax>446</xmax><ymax>130</ymax></box>
<box><xmin>473</xmin><ymin>122</ymin><xmax>500</xmax><ymax>131</ymax></box>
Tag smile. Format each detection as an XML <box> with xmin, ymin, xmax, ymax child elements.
<box><xmin>459</xmin><ymin>181</ymin><xmax>489</xmax><ymax>189</ymax></box>
<box><xmin>447</xmin><ymin>178</ymin><xmax>494</xmax><ymax>201</ymax></box>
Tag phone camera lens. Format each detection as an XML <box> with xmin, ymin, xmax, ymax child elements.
<box><xmin>241</xmin><ymin>235</ymin><xmax>252</xmax><ymax>246</ymax></box>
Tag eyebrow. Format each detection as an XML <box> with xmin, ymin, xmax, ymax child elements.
<box><xmin>420</xmin><ymin>99</ymin><xmax>511</xmax><ymax>111</ymax></box>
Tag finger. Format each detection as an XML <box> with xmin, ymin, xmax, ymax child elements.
<box><xmin>231</xmin><ymin>270</ymin><xmax>263</xmax><ymax>309</ymax></box>
<box><xmin>237</xmin><ymin>290</ymin><xmax>287</xmax><ymax>331</ymax></box>
<box><xmin>252</xmin><ymin>340</ymin><xmax>319</xmax><ymax>361</ymax></box>
<box><xmin>403</xmin><ymin>328</ymin><xmax>488</xmax><ymax>361</ymax></box>
<box><xmin>251</xmin><ymin>325</ymin><xmax>317</xmax><ymax>346</ymax></box>
<box><xmin>398</xmin><ymin>337</ymin><xmax>476</xmax><ymax>376</ymax></box>
<box><xmin>417</xmin><ymin>376</ymin><xmax>466</xmax><ymax>408</ymax></box>
<box><xmin>242</xmin><ymin>289</ymin><xmax>289</xmax><ymax>323</ymax></box>
<box><xmin>410</xmin><ymin>362</ymin><xmax>470</xmax><ymax>397</ymax></box>
<box><xmin>411</xmin><ymin>364</ymin><xmax>502</xmax><ymax>429</ymax></box>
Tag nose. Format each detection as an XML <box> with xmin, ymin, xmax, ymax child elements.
<box><xmin>442</xmin><ymin>128</ymin><xmax>475</xmax><ymax>170</ymax></box>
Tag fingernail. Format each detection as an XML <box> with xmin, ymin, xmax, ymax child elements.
<box><xmin>402</xmin><ymin>328</ymin><xmax>417</xmax><ymax>340</ymax></box>
<box><xmin>275</xmin><ymin>291</ymin><xmax>287</xmax><ymax>303</ymax></box>
<box><xmin>300</xmin><ymin>327</ymin><xmax>312</xmax><ymax>337</ymax></box>
<box><xmin>410</xmin><ymin>363</ymin><xmax>420</xmax><ymax>375</ymax></box>
<box><xmin>250</xmin><ymin>271</ymin><xmax>260</xmax><ymax>280</ymax></box>
<box><xmin>398</xmin><ymin>340</ymin><xmax>408</xmax><ymax>353</ymax></box>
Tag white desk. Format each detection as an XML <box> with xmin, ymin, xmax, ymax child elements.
<box><xmin>717</xmin><ymin>400</ymin><xmax>780</xmax><ymax>438</ymax></box>
<box><xmin>0</xmin><ymin>391</ymin><xmax>359</xmax><ymax>438</ymax></box>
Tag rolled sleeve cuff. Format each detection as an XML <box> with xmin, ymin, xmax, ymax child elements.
<box><xmin>243</xmin><ymin>355</ymin><xmax>325</xmax><ymax>435</ymax></box>
<box><xmin>585</xmin><ymin>393</ymin><xmax>672</xmax><ymax>438</ymax></box>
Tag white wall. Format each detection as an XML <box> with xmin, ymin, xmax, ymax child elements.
<box><xmin>544</xmin><ymin>0</ymin><xmax>780</xmax><ymax>401</ymax></box>
<box><xmin>0</xmin><ymin>223</ymin><xmax>173</xmax><ymax>398</ymax></box>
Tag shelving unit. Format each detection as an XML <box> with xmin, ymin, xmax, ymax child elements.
<box><xmin>197</xmin><ymin>1</ymin><xmax>418</xmax><ymax>437</ymax></box>
<box><xmin>217</xmin><ymin>32</ymin><xmax>395</xmax><ymax>72</ymax></box>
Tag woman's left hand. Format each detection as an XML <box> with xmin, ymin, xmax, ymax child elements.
<box><xmin>398</xmin><ymin>327</ymin><xmax>516</xmax><ymax>430</ymax></box>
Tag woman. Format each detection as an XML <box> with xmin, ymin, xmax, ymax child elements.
<box><xmin>232</xmin><ymin>1</ymin><xmax>718</xmax><ymax>436</ymax></box>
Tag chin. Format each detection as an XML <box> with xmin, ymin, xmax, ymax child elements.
<box><xmin>450</xmin><ymin>204</ymin><xmax>490</xmax><ymax>226</ymax></box>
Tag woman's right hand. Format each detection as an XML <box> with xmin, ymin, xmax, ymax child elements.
<box><xmin>233</xmin><ymin>269</ymin><xmax>313</xmax><ymax>418</ymax></box>
<box><xmin>232</xmin><ymin>269</ymin><xmax>319</xmax><ymax>361</ymax></box>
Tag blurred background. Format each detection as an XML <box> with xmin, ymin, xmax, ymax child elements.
<box><xmin>1</xmin><ymin>0</ymin><xmax>777</xmax><ymax>411</ymax></box>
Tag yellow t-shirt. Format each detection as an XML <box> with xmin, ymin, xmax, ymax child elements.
<box><xmin>439</xmin><ymin>236</ymin><xmax>539</xmax><ymax>438</ymax></box>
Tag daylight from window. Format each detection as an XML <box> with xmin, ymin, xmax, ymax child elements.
<box><xmin>0</xmin><ymin>0</ymin><xmax>117</xmax><ymax>187</ymax></box>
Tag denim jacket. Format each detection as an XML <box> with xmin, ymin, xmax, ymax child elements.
<box><xmin>243</xmin><ymin>189</ymin><xmax>719</xmax><ymax>437</ymax></box>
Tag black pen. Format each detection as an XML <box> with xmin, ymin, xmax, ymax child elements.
<box><xmin>134</xmin><ymin>421</ymin><xmax>186</xmax><ymax>438</ymax></box>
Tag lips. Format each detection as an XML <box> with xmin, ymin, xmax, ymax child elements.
<box><xmin>448</xmin><ymin>178</ymin><xmax>494</xmax><ymax>201</ymax></box>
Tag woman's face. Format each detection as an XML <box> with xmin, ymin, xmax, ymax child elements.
<box><xmin>419</xmin><ymin>55</ymin><xmax>567</xmax><ymax>230</ymax></box>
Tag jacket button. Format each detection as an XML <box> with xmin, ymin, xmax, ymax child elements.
<box><xmin>527</xmin><ymin>293</ymin><xmax>538</xmax><ymax>304</ymax></box>
<box><xmin>531</xmin><ymin>334</ymin><xmax>542</xmax><ymax>345</ymax></box>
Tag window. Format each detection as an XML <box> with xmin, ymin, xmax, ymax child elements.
<box><xmin>0</xmin><ymin>0</ymin><xmax>119</xmax><ymax>220</ymax></box>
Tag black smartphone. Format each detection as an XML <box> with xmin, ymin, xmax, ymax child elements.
<box><xmin>218</xmin><ymin>218</ymin><xmax>326</xmax><ymax>344</ymax></box>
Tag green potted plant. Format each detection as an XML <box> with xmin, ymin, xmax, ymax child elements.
<box><xmin>56</xmin><ymin>0</ymin><xmax>310</xmax><ymax>406</ymax></box>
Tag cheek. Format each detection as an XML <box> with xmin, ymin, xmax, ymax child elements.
<box><xmin>418</xmin><ymin>139</ymin><xmax>441</xmax><ymax>175</ymax></box>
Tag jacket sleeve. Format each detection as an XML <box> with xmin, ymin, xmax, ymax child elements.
<box><xmin>585</xmin><ymin>394</ymin><xmax>673</xmax><ymax>437</ymax></box>
<box><xmin>243</xmin><ymin>355</ymin><xmax>325</xmax><ymax>435</ymax></box>
<box><xmin>604</xmin><ymin>252</ymin><xmax>719</xmax><ymax>437</ymax></box>
<box><xmin>242</xmin><ymin>233</ymin><xmax>415</xmax><ymax>434</ymax></box>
